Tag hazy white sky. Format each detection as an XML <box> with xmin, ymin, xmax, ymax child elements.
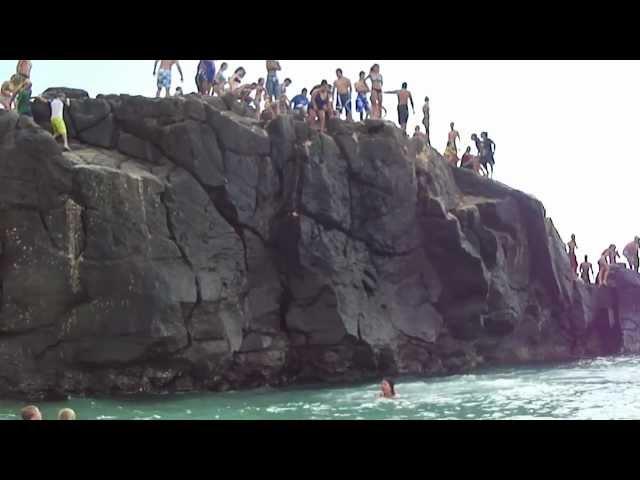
<box><xmin>1</xmin><ymin>60</ymin><xmax>635</xmax><ymax>262</ymax></box>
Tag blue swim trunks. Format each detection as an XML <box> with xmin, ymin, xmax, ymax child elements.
<box><xmin>157</xmin><ymin>69</ymin><xmax>172</xmax><ymax>89</ymax></box>
<box><xmin>336</xmin><ymin>93</ymin><xmax>352</xmax><ymax>114</ymax></box>
<box><xmin>356</xmin><ymin>93</ymin><xmax>369</xmax><ymax>113</ymax></box>
<box><xmin>266</xmin><ymin>72</ymin><xmax>280</xmax><ymax>99</ymax></box>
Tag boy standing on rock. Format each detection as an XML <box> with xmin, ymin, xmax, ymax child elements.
<box><xmin>385</xmin><ymin>82</ymin><xmax>415</xmax><ymax>134</ymax></box>
<box><xmin>580</xmin><ymin>255</ymin><xmax>594</xmax><ymax>284</ymax></box>
<box><xmin>153</xmin><ymin>60</ymin><xmax>184</xmax><ymax>98</ymax></box>
<box><xmin>354</xmin><ymin>71</ymin><xmax>370</xmax><ymax>121</ymax></box>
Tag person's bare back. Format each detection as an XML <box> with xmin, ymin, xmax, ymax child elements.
<box><xmin>397</xmin><ymin>89</ymin><xmax>412</xmax><ymax>105</ymax></box>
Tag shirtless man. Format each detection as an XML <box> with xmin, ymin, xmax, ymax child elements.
<box><xmin>365</xmin><ymin>64</ymin><xmax>383</xmax><ymax>119</ymax></box>
<box><xmin>444</xmin><ymin>122</ymin><xmax>461</xmax><ymax>166</ymax></box>
<box><xmin>567</xmin><ymin>234</ymin><xmax>578</xmax><ymax>277</ymax></box>
<box><xmin>333</xmin><ymin>69</ymin><xmax>353</xmax><ymax>121</ymax></box>
<box><xmin>422</xmin><ymin>96</ymin><xmax>430</xmax><ymax>145</ymax></box>
<box><xmin>480</xmin><ymin>131</ymin><xmax>496</xmax><ymax>178</ymax></box>
<box><xmin>597</xmin><ymin>251</ymin><xmax>610</xmax><ymax>286</ymax></box>
<box><xmin>354</xmin><ymin>71</ymin><xmax>371</xmax><ymax>121</ymax></box>
<box><xmin>153</xmin><ymin>60</ymin><xmax>184</xmax><ymax>98</ymax></box>
<box><xmin>385</xmin><ymin>82</ymin><xmax>414</xmax><ymax>134</ymax></box>
<box><xmin>266</xmin><ymin>60</ymin><xmax>282</xmax><ymax>102</ymax></box>
<box><xmin>579</xmin><ymin>255</ymin><xmax>594</xmax><ymax>284</ymax></box>
<box><xmin>623</xmin><ymin>236</ymin><xmax>640</xmax><ymax>272</ymax></box>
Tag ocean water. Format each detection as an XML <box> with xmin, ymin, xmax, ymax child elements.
<box><xmin>2</xmin><ymin>356</ymin><xmax>639</xmax><ymax>420</ymax></box>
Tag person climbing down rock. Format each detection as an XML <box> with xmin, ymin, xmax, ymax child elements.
<box><xmin>567</xmin><ymin>234</ymin><xmax>578</xmax><ymax>277</ymax></box>
<box><xmin>605</xmin><ymin>244</ymin><xmax>620</xmax><ymax>265</ymax></box>
<box><xmin>385</xmin><ymin>82</ymin><xmax>414</xmax><ymax>134</ymax></box>
<box><xmin>153</xmin><ymin>60</ymin><xmax>183</xmax><ymax>98</ymax></box>
<box><xmin>580</xmin><ymin>255</ymin><xmax>594</xmax><ymax>284</ymax></box>
<box><xmin>444</xmin><ymin>122</ymin><xmax>460</xmax><ymax>166</ymax></box>
<box><xmin>36</xmin><ymin>93</ymin><xmax>72</xmax><ymax>151</ymax></box>
<box><xmin>623</xmin><ymin>237</ymin><xmax>640</xmax><ymax>272</ymax></box>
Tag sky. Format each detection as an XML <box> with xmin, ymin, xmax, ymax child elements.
<box><xmin>0</xmin><ymin>59</ymin><xmax>636</xmax><ymax>263</ymax></box>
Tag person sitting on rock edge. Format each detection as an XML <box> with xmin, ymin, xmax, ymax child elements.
<box><xmin>580</xmin><ymin>255</ymin><xmax>594</xmax><ymax>284</ymax></box>
<box><xmin>290</xmin><ymin>88</ymin><xmax>309</xmax><ymax>115</ymax></box>
<box><xmin>379</xmin><ymin>378</ymin><xmax>396</xmax><ymax>399</ymax></box>
<box><xmin>21</xmin><ymin>405</ymin><xmax>42</xmax><ymax>420</ymax></box>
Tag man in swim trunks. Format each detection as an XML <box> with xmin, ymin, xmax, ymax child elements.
<box><xmin>365</xmin><ymin>64</ymin><xmax>383</xmax><ymax>119</ymax></box>
<box><xmin>422</xmin><ymin>96</ymin><xmax>430</xmax><ymax>145</ymax></box>
<box><xmin>196</xmin><ymin>60</ymin><xmax>215</xmax><ymax>95</ymax></box>
<box><xmin>623</xmin><ymin>237</ymin><xmax>640</xmax><ymax>272</ymax></box>
<box><xmin>266</xmin><ymin>60</ymin><xmax>282</xmax><ymax>102</ymax></box>
<box><xmin>214</xmin><ymin>62</ymin><xmax>228</xmax><ymax>96</ymax></box>
<box><xmin>354</xmin><ymin>71</ymin><xmax>371</xmax><ymax>121</ymax></box>
<box><xmin>153</xmin><ymin>60</ymin><xmax>184</xmax><ymax>98</ymax></box>
<box><xmin>579</xmin><ymin>255</ymin><xmax>594</xmax><ymax>284</ymax></box>
<box><xmin>385</xmin><ymin>82</ymin><xmax>414</xmax><ymax>134</ymax></box>
<box><xmin>480</xmin><ymin>131</ymin><xmax>496</xmax><ymax>177</ymax></box>
<box><xmin>567</xmin><ymin>234</ymin><xmax>578</xmax><ymax>277</ymax></box>
<box><xmin>333</xmin><ymin>68</ymin><xmax>353</xmax><ymax>122</ymax></box>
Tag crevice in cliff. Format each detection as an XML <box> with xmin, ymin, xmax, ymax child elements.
<box><xmin>278</xmin><ymin>279</ymin><xmax>293</xmax><ymax>335</ymax></box>
<box><xmin>37</xmin><ymin>210</ymin><xmax>57</xmax><ymax>249</ymax></box>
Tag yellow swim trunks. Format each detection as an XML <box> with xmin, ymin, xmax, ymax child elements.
<box><xmin>51</xmin><ymin>116</ymin><xmax>67</xmax><ymax>136</ymax></box>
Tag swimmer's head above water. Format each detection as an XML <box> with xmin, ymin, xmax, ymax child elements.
<box><xmin>380</xmin><ymin>379</ymin><xmax>396</xmax><ymax>398</ymax></box>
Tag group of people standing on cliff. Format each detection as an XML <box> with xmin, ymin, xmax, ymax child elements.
<box><xmin>154</xmin><ymin>60</ymin><xmax>497</xmax><ymax>176</ymax></box>
<box><xmin>567</xmin><ymin>234</ymin><xmax>640</xmax><ymax>286</ymax></box>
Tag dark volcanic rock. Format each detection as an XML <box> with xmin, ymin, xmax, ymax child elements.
<box><xmin>1</xmin><ymin>91</ymin><xmax>640</xmax><ymax>400</ymax></box>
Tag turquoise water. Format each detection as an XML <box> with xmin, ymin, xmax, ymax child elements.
<box><xmin>3</xmin><ymin>356</ymin><xmax>639</xmax><ymax>420</ymax></box>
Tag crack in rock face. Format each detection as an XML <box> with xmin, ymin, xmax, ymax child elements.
<box><xmin>0</xmin><ymin>91</ymin><xmax>637</xmax><ymax>399</ymax></box>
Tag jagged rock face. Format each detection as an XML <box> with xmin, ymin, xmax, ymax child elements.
<box><xmin>1</xmin><ymin>92</ymin><xmax>639</xmax><ymax>400</ymax></box>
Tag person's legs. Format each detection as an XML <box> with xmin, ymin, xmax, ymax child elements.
<box><xmin>345</xmin><ymin>95</ymin><xmax>352</xmax><ymax>121</ymax></box>
<box><xmin>318</xmin><ymin>109</ymin><xmax>325</xmax><ymax>132</ymax></box>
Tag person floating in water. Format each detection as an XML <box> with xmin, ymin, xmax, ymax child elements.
<box><xmin>153</xmin><ymin>60</ymin><xmax>183</xmax><ymax>98</ymax></box>
<box><xmin>333</xmin><ymin>68</ymin><xmax>353</xmax><ymax>122</ymax></box>
<box><xmin>622</xmin><ymin>237</ymin><xmax>640</xmax><ymax>272</ymax></box>
<box><xmin>385</xmin><ymin>82</ymin><xmax>414</xmax><ymax>135</ymax></box>
<box><xmin>444</xmin><ymin>122</ymin><xmax>460</xmax><ymax>166</ymax></box>
<box><xmin>567</xmin><ymin>234</ymin><xmax>578</xmax><ymax>277</ymax></box>
<box><xmin>58</xmin><ymin>408</ymin><xmax>76</xmax><ymax>420</ymax></box>
<box><xmin>579</xmin><ymin>255</ymin><xmax>594</xmax><ymax>284</ymax></box>
<box><xmin>365</xmin><ymin>64</ymin><xmax>383</xmax><ymax>120</ymax></box>
<box><xmin>422</xmin><ymin>96</ymin><xmax>430</xmax><ymax>145</ymax></box>
<box><xmin>21</xmin><ymin>405</ymin><xmax>42</xmax><ymax>420</ymax></box>
<box><xmin>354</xmin><ymin>71</ymin><xmax>371</xmax><ymax>121</ymax></box>
<box><xmin>379</xmin><ymin>379</ymin><xmax>396</xmax><ymax>399</ymax></box>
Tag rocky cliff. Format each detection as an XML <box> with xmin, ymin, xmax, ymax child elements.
<box><xmin>0</xmin><ymin>88</ymin><xmax>638</xmax><ymax>400</ymax></box>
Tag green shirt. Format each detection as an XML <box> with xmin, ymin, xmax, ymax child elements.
<box><xmin>16</xmin><ymin>89</ymin><xmax>32</xmax><ymax>115</ymax></box>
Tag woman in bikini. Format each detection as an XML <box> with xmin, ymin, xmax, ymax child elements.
<box><xmin>229</xmin><ymin>67</ymin><xmax>246</xmax><ymax>93</ymax></box>
<box><xmin>213</xmin><ymin>62</ymin><xmax>228</xmax><ymax>96</ymax></box>
<box><xmin>365</xmin><ymin>64</ymin><xmax>383</xmax><ymax>119</ymax></box>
